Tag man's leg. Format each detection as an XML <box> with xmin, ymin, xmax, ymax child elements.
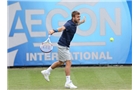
<box><xmin>65</xmin><ymin>60</ymin><xmax>71</xmax><ymax>82</ymax></box>
<box><xmin>65</xmin><ymin>60</ymin><xmax>77</xmax><ymax>89</ymax></box>
<box><xmin>46</xmin><ymin>61</ymin><xmax>64</xmax><ymax>73</ymax></box>
<box><xmin>41</xmin><ymin>61</ymin><xmax>64</xmax><ymax>81</ymax></box>
<box><xmin>51</xmin><ymin>61</ymin><xmax>64</xmax><ymax>69</ymax></box>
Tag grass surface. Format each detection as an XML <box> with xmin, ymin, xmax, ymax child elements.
<box><xmin>8</xmin><ymin>66</ymin><xmax>132</xmax><ymax>90</ymax></box>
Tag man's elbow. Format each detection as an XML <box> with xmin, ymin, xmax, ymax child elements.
<box><xmin>58</xmin><ymin>26</ymin><xmax>65</xmax><ymax>32</ymax></box>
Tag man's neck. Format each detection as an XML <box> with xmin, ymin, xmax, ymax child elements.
<box><xmin>72</xmin><ymin>19</ymin><xmax>77</xmax><ymax>24</ymax></box>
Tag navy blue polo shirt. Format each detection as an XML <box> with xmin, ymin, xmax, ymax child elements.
<box><xmin>58</xmin><ymin>19</ymin><xmax>78</xmax><ymax>47</ymax></box>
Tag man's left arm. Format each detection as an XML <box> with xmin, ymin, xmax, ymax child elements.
<box><xmin>78</xmin><ymin>16</ymin><xmax>86</xmax><ymax>25</ymax></box>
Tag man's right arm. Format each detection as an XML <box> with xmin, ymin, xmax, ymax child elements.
<box><xmin>49</xmin><ymin>26</ymin><xmax>66</xmax><ymax>35</ymax></box>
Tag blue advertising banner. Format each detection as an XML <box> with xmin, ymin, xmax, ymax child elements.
<box><xmin>7</xmin><ymin>0</ymin><xmax>132</xmax><ymax>66</ymax></box>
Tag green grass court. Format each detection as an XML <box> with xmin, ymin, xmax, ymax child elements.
<box><xmin>8</xmin><ymin>66</ymin><xmax>132</xmax><ymax>90</ymax></box>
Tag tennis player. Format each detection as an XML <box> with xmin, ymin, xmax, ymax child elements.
<box><xmin>41</xmin><ymin>11</ymin><xmax>86</xmax><ymax>89</ymax></box>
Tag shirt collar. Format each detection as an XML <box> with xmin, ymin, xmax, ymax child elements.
<box><xmin>70</xmin><ymin>19</ymin><xmax>78</xmax><ymax>26</ymax></box>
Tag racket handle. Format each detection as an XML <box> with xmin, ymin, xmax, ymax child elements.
<box><xmin>44</xmin><ymin>35</ymin><xmax>51</xmax><ymax>43</ymax></box>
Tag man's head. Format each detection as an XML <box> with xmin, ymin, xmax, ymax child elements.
<box><xmin>72</xmin><ymin>11</ymin><xmax>80</xmax><ymax>23</ymax></box>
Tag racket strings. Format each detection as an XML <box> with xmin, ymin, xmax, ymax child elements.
<box><xmin>40</xmin><ymin>35</ymin><xmax>53</xmax><ymax>53</ymax></box>
<box><xmin>43</xmin><ymin>43</ymin><xmax>52</xmax><ymax>49</ymax></box>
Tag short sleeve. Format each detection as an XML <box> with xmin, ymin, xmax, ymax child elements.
<box><xmin>64</xmin><ymin>22</ymin><xmax>70</xmax><ymax>31</ymax></box>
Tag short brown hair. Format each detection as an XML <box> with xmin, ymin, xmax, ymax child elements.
<box><xmin>72</xmin><ymin>11</ymin><xmax>80</xmax><ymax>17</ymax></box>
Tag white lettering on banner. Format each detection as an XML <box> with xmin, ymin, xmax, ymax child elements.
<box><xmin>83</xmin><ymin>52</ymin><xmax>91</xmax><ymax>60</ymax></box>
<box><xmin>37</xmin><ymin>53</ymin><xmax>44</xmax><ymax>61</ymax></box>
<box><xmin>9</xmin><ymin>2</ymin><xmax>121</xmax><ymax>39</ymax></box>
<box><xmin>107</xmin><ymin>52</ymin><xmax>113</xmax><ymax>59</ymax></box>
<box><xmin>73</xmin><ymin>52</ymin><xmax>79</xmax><ymax>60</ymax></box>
<box><xmin>92</xmin><ymin>52</ymin><xmax>98</xmax><ymax>59</ymax></box>
<box><xmin>26</xmin><ymin>53</ymin><xmax>29</xmax><ymax>61</ymax></box>
<box><xmin>30</xmin><ymin>53</ymin><xmax>37</xmax><ymax>61</ymax></box>
<box><xmin>99</xmin><ymin>52</ymin><xmax>106</xmax><ymax>59</ymax></box>
<box><xmin>52</xmin><ymin>53</ymin><xmax>58</xmax><ymax>60</ymax></box>
<box><xmin>45</xmin><ymin>53</ymin><xmax>51</xmax><ymax>60</ymax></box>
<box><xmin>80</xmin><ymin>52</ymin><xmax>83</xmax><ymax>60</ymax></box>
<box><xmin>26</xmin><ymin>52</ymin><xmax>112</xmax><ymax>61</ymax></box>
<box><xmin>25</xmin><ymin>10</ymin><xmax>46</xmax><ymax>37</ymax></box>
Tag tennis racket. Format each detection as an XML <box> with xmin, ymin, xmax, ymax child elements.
<box><xmin>40</xmin><ymin>35</ymin><xmax>53</xmax><ymax>53</ymax></box>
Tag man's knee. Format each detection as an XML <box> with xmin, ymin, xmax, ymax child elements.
<box><xmin>58</xmin><ymin>61</ymin><xmax>64</xmax><ymax>65</ymax></box>
<box><xmin>66</xmin><ymin>60</ymin><xmax>71</xmax><ymax>66</ymax></box>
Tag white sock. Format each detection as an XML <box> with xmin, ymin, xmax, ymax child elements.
<box><xmin>66</xmin><ymin>76</ymin><xmax>71</xmax><ymax>83</ymax></box>
<box><xmin>46</xmin><ymin>67</ymin><xmax>52</xmax><ymax>73</ymax></box>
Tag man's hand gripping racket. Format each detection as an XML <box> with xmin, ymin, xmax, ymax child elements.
<box><xmin>40</xmin><ymin>35</ymin><xmax>53</xmax><ymax>53</ymax></box>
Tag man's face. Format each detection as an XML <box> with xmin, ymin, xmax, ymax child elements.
<box><xmin>73</xmin><ymin>14</ymin><xmax>80</xmax><ymax>23</ymax></box>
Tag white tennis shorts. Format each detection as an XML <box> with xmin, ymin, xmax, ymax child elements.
<box><xmin>57</xmin><ymin>44</ymin><xmax>72</xmax><ymax>62</ymax></box>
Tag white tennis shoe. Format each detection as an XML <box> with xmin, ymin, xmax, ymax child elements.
<box><xmin>41</xmin><ymin>70</ymin><xmax>50</xmax><ymax>82</ymax></box>
<box><xmin>65</xmin><ymin>80</ymin><xmax>77</xmax><ymax>89</ymax></box>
